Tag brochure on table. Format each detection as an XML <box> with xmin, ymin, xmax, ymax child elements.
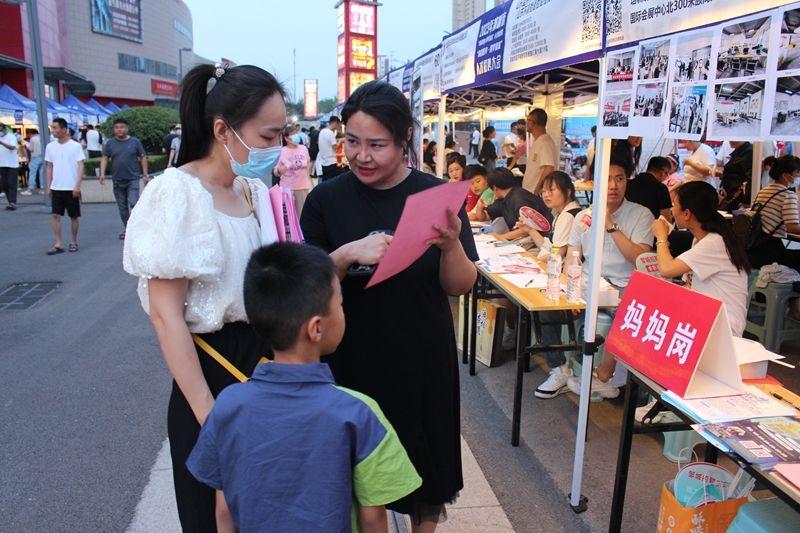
<box><xmin>606</xmin><ymin>271</ymin><xmax>744</xmax><ymax>399</ymax></box>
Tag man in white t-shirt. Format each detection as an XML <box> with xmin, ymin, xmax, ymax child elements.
<box><xmin>523</xmin><ymin>108</ymin><xmax>559</xmax><ymax>194</ymax></box>
<box><xmin>85</xmin><ymin>124</ymin><xmax>103</xmax><ymax>158</ymax></box>
<box><xmin>470</xmin><ymin>126</ymin><xmax>480</xmax><ymax>159</ymax></box>
<box><xmin>318</xmin><ymin>116</ymin><xmax>344</xmax><ymax>182</ymax></box>
<box><xmin>0</xmin><ymin>123</ymin><xmax>20</xmax><ymax>210</ymax></box>
<box><xmin>45</xmin><ymin>117</ymin><xmax>85</xmax><ymax>255</ymax></box>
<box><xmin>501</xmin><ymin>127</ymin><xmax>519</xmax><ymax>162</ymax></box>
<box><xmin>682</xmin><ymin>140</ymin><xmax>717</xmax><ymax>185</ymax></box>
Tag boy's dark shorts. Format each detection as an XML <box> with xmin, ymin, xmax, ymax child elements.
<box><xmin>51</xmin><ymin>190</ymin><xmax>81</xmax><ymax>218</ymax></box>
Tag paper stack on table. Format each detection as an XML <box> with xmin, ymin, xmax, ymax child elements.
<box><xmin>475</xmin><ymin>242</ymin><xmax>527</xmax><ymax>258</ymax></box>
<box><xmin>775</xmin><ymin>463</ymin><xmax>800</xmax><ymax>489</ymax></box>
<box><xmin>662</xmin><ymin>385</ymin><xmax>798</xmax><ymax>424</ymax></box>
<box><xmin>476</xmin><ymin>254</ymin><xmax>542</xmax><ymax>274</ymax></box>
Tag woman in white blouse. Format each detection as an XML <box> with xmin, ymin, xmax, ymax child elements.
<box><xmin>652</xmin><ymin>181</ymin><xmax>750</xmax><ymax>335</ymax></box>
<box><xmin>513</xmin><ymin>170</ymin><xmax>581</xmax><ymax>254</ymax></box>
<box><xmin>123</xmin><ymin>64</ymin><xmax>286</xmax><ymax>531</ymax></box>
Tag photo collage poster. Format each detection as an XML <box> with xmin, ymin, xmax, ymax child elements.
<box><xmin>766</xmin><ymin>5</ymin><xmax>800</xmax><ymax>141</ymax></box>
<box><xmin>598</xmin><ymin>1</ymin><xmax>800</xmax><ymax>143</ymax></box>
<box><xmin>664</xmin><ymin>29</ymin><xmax>715</xmax><ymax>141</ymax></box>
<box><xmin>707</xmin><ymin>11</ymin><xmax>774</xmax><ymax>141</ymax></box>
<box><xmin>598</xmin><ymin>46</ymin><xmax>637</xmax><ymax>137</ymax></box>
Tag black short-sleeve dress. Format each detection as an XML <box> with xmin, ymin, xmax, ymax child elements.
<box><xmin>300</xmin><ymin>169</ymin><xmax>478</xmax><ymax>518</ymax></box>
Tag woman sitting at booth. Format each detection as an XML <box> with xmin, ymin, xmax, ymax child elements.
<box><xmin>653</xmin><ymin>181</ymin><xmax>750</xmax><ymax>336</ymax></box>
<box><xmin>506</xmin><ymin>170</ymin><xmax>581</xmax><ymax>251</ymax></box>
<box><xmin>747</xmin><ymin>155</ymin><xmax>800</xmax><ymax>273</ymax></box>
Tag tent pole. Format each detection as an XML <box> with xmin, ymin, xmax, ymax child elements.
<box><xmin>436</xmin><ymin>95</ymin><xmax>447</xmax><ymax>178</ymax></box>
<box><xmin>24</xmin><ymin>0</ymin><xmax>50</xmax><ymax>209</ymax></box>
<box><xmin>569</xmin><ymin>56</ymin><xmax>611</xmax><ymax>514</ymax></box>
<box><xmin>750</xmin><ymin>141</ymin><xmax>763</xmax><ymax>202</ymax></box>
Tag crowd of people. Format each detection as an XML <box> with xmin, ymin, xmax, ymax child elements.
<box><xmin>6</xmin><ymin>58</ymin><xmax>800</xmax><ymax>532</ymax></box>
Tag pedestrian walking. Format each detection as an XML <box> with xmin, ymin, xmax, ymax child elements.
<box><xmin>167</xmin><ymin>126</ymin><xmax>182</xmax><ymax>168</ymax></box>
<box><xmin>45</xmin><ymin>117</ymin><xmax>85</xmax><ymax>254</ymax></box>
<box><xmin>100</xmin><ymin>118</ymin><xmax>148</xmax><ymax>239</ymax></box>
<box><xmin>0</xmin><ymin>123</ymin><xmax>19</xmax><ymax>210</ymax></box>
<box><xmin>85</xmin><ymin>124</ymin><xmax>103</xmax><ymax>158</ymax></box>
<box><xmin>273</xmin><ymin>125</ymin><xmax>311</xmax><ymax>215</ymax></box>
<box><xmin>470</xmin><ymin>125</ymin><xmax>480</xmax><ymax>159</ymax></box>
<box><xmin>20</xmin><ymin>129</ymin><xmax>44</xmax><ymax>195</ymax></box>
<box><xmin>122</xmin><ymin>63</ymin><xmax>285</xmax><ymax>532</ymax></box>
<box><xmin>318</xmin><ymin>116</ymin><xmax>345</xmax><ymax>181</ymax></box>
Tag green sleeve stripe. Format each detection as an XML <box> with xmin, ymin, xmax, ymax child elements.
<box><xmin>335</xmin><ymin>386</ymin><xmax>422</xmax><ymax>507</ymax></box>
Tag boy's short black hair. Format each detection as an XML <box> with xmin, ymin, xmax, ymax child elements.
<box><xmin>113</xmin><ymin>117</ymin><xmax>128</xmax><ymax>126</ymax></box>
<box><xmin>487</xmin><ymin>167</ymin><xmax>517</xmax><ymax>189</ymax></box>
<box><xmin>646</xmin><ymin>156</ymin><xmax>671</xmax><ymax>173</ymax></box>
<box><xmin>610</xmin><ymin>156</ymin><xmax>633</xmax><ymax>178</ymax></box>
<box><xmin>463</xmin><ymin>163</ymin><xmax>487</xmax><ymax>181</ymax></box>
<box><xmin>52</xmin><ymin>117</ymin><xmax>68</xmax><ymax>129</ymax></box>
<box><xmin>244</xmin><ymin>243</ymin><xmax>336</xmax><ymax>351</ymax></box>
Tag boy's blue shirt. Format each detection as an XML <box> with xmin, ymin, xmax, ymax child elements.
<box><xmin>187</xmin><ymin>361</ymin><xmax>421</xmax><ymax>533</ymax></box>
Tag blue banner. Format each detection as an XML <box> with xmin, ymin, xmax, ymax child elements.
<box><xmin>473</xmin><ymin>2</ymin><xmax>512</xmax><ymax>87</ymax></box>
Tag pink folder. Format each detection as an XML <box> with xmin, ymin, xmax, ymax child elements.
<box><xmin>366</xmin><ymin>180</ymin><xmax>471</xmax><ymax>288</ymax></box>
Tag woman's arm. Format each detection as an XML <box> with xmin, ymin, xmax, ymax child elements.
<box><xmin>329</xmin><ymin>233</ymin><xmax>393</xmax><ymax>280</ymax></box>
<box><xmin>148</xmin><ymin>278</ymin><xmax>215</xmax><ymax>425</ymax></box>
<box><xmin>469</xmin><ymin>199</ymin><xmax>490</xmax><ymax>221</ymax></box>
<box><xmin>429</xmin><ymin>209</ymin><xmax>478</xmax><ymax>295</ymax></box>
<box><xmin>654</xmin><ymin>241</ymin><xmax>691</xmax><ymax>278</ymax></box>
<box><xmin>652</xmin><ymin>218</ymin><xmax>691</xmax><ymax>278</ymax></box>
<box><xmin>683</xmin><ymin>156</ymin><xmax>712</xmax><ymax>178</ymax></box>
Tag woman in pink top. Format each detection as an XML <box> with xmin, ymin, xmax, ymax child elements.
<box><xmin>273</xmin><ymin>125</ymin><xmax>312</xmax><ymax>215</ymax></box>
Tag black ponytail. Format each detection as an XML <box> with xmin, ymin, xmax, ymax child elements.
<box><xmin>177</xmin><ymin>64</ymin><xmax>285</xmax><ymax>166</ymax></box>
<box><xmin>675</xmin><ymin>181</ymin><xmax>750</xmax><ymax>274</ymax></box>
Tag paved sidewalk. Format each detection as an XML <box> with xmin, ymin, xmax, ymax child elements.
<box><xmin>126</xmin><ymin>437</ymin><xmax>512</xmax><ymax>532</ymax></box>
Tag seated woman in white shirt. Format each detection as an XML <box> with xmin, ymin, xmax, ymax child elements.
<box><xmin>652</xmin><ymin>180</ymin><xmax>750</xmax><ymax>336</ymax></box>
<box><xmin>506</xmin><ymin>170</ymin><xmax>581</xmax><ymax>254</ymax></box>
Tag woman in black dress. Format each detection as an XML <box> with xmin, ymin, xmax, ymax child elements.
<box><xmin>300</xmin><ymin>80</ymin><xmax>478</xmax><ymax>531</ymax></box>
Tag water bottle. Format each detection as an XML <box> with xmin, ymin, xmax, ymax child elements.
<box><xmin>546</xmin><ymin>246</ymin><xmax>562</xmax><ymax>301</ymax></box>
<box><xmin>566</xmin><ymin>251</ymin><xmax>582</xmax><ymax>303</ymax></box>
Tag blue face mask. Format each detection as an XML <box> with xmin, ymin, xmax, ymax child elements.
<box><xmin>290</xmin><ymin>133</ymin><xmax>302</xmax><ymax>144</ymax></box>
<box><xmin>224</xmin><ymin>127</ymin><xmax>281</xmax><ymax>179</ymax></box>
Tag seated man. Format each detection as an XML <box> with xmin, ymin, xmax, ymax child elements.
<box><xmin>472</xmin><ymin>167</ymin><xmax>552</xmax><ymax>236</ymax></box>
<box><xmin>535</xmin><ymin>158</ymin><xmax>654</xmax><ymax>399</ymax></box>
<box><xmin>625</xmin><ymin>156</ymin><xmax>673</xmax><ymax>221</ymax></box>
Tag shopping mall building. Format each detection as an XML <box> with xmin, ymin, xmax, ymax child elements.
<box><xmin>0</xmin><ymin>0</ymin><xmax>215</xmax><ymax>107</ymax></box>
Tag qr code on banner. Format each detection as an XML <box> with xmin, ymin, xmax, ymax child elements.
<box><xmin>581</xmin><ymin>0</ymin><xmax>602</xmax><ymax>42</ymax></box>
<box><xmin>606</xmin><ymin>0</ymin><xmax>622</xmax><ymax>36</ymax></box>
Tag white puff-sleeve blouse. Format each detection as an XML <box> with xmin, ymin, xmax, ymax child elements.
<box><xmin>122</xmin><ymin>168</ymin><xmax>264</xmax><ymax>333</ymax></box>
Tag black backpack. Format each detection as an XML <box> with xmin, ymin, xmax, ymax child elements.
<box><xmin>732</xmin><ymin>187</ymin><xmax>788</xmax><ymax>251</ymax></box>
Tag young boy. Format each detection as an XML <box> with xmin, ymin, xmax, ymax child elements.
<box><xmin>187</xmin><ymin>243</ymin><xmax>421</xmax><ymax>532</ymax></box>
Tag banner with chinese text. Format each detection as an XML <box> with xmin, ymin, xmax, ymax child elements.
<box><xmin>606</xmin><ymin>271</ymin><xmax>742</xmax><ymax>398</ymax></box>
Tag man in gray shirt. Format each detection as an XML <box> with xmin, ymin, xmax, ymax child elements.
<box><xmin>100</xmin><ymin>118</ymin><xmax>147</xmax><ymax>239</ymax></box>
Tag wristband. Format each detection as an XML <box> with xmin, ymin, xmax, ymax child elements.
<box><xmin>656</xmin><ymin>240</ymin><xmax>669</xmax><ymax>245</ymax></box>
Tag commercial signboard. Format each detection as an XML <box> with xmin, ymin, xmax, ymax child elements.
<box><xmin>304</xmin><ymin>79</ymin><xmax>318</xmax><ymax>119</ymax></box>
<box><xmin>337</xmin><ymin>0</ymin><xmax>379</xmax><ymax>103</ymax></box>
<box><xmin>151</xmin><ymin>79</ymin><xmax>179</xmax><ymax>97</ymax></box>
<box><xmin>90</xmin><ymin>0</ymin><xmax>143</xmax><ymax>43</ymax></box>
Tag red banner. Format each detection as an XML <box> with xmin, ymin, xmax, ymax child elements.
<box><xmin>151</xmin><ymin>79</ymin><xmax>179</xmax><ymax>97</ymax></box>
<box><xmin>606</xmin><ymin>272</ymin><xmax>722</xmax><ymax>397</ymax></box>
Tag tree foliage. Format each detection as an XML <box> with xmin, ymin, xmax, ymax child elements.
<box><xmin>101</xmin><ymin>106</ymin><xmax>179</xmax><ymax>154</ymax></box>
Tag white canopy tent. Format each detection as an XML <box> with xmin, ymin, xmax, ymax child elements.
<box><xmin>384</xmin><ymin>0</ymin><xmax>800</xmax><ymax>519</ymax></box>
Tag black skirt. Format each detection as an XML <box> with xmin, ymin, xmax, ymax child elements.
<box><xmin>167</xmin><ymin>321</ymin><xmax>270</xmax><ymax>533</ymax></box>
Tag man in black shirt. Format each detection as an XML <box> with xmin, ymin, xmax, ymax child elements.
<box><xmin>720</xmin><ymin>141</ymin><xmax>753</xmax><ymax>211</ymax></box>
<box><xmin>472</xmin><ymin>167</ymin><xmax>552</xmax><ymax>232</ymax></box>
<box><xmin>625</xmin><ymin>156</ymin><xmax>672</xmax><ymax>220</ymax></box>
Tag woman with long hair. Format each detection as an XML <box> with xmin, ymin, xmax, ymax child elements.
<box><xmin>300</xmin><ymin>80</ymin><xmax>477</xmax><ymax>532</ymax></box>
<box><xmin>653</xmin><ymin>180</ymin><xmax>750</xmax><ymax>335</ymax></box>
<box><xmin>123</xmin><ymin>63</ymin><xmax>286</xmax><ymax>531</ymax></box>
<box><xmin>477</xmin><ymin>126</ymin><xmax>497</xmax><ymax>170</ymax></box>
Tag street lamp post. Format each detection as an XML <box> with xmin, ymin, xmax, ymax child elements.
<box><xmin>178</xmin><ymin>47</ymin><xmax>193</xmax><ymax>83</ymax></box>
